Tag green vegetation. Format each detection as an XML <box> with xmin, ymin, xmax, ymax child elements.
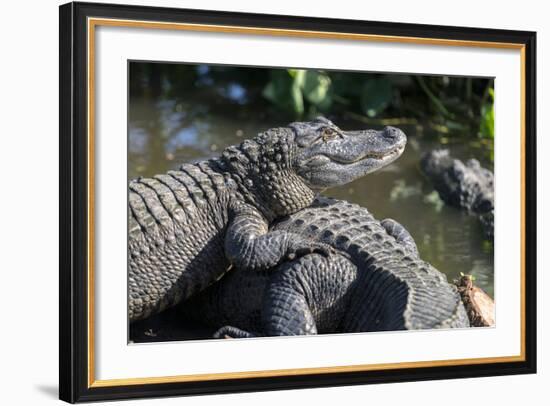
<box><xmin>480</xmin><ymin>87</ymin><xmax>495</xmax><ymax>139</ymax></box>
<box><xmin>263</xmin><ymin>70</ymin><xmax>332</xmax><ymax>116</ymax></box>
<box><xmin>261</xmin><ymin>69</ymin><xmax>494</xmax><ymax>144</ymax></box>
<box><xmin>129</xmin><ymin>63</ymin><xmax>494</xmax><ymax>160</ymax></box>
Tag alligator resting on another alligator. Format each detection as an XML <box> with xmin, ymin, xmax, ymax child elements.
<box><xmin>421</xmin><ymin>149</ymin><xmax>494</xmax><ymax>238</ymax></box>
<box><xmin>128</xmin><ymin>117</ymin><xmax>407</xmax><ymax>322</ymax></box>
<box><xmin>185</xmin><ymin>197</ymin><xmax>470</xmax><ymax>338</ymax></box>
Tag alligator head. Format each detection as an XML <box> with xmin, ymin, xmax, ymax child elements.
<box><xmin>291</xmin><ymin>117</ymin><xmax>406</xmax><ymax>190</ymax></box>
<box><xmin>220</xmin><ymin>117</ymin><xmax>406</xmax><ymax>218</ymax></box>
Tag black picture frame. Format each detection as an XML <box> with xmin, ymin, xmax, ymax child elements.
<box><xmin>59</xmin><ymin>1</ymin><xmax>537</xmax><ymax>403</ymax></box>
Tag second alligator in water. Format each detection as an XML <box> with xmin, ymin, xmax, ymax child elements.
<box><xmin>421</xmin><ymin>149</ymin><xmax>494</xmax><ymax>238</ymax></box>
<box><xmin>185</xmin><ymin>197</ymin><xmax>470</xmax><ymax>338</ymax></box>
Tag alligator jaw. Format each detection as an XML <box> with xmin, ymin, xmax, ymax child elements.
<box><xmin>338</xmin><ymin>143</ymin><xmax>405</xmax><ymax>176</ymax></box>
<box><xmin>340</xmin><ymin>143</ymin><xmax>406</xmax><ymax>164</ymax></box>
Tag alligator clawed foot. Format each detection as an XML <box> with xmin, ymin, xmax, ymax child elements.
<box><xmin>289</xmin><ymin>242</ymin><xmax>336</xmax><ymax>260</ymax></box>
<box><xmin>380</xmin><ymin>218</ymin><xmax>419</xmax><ymax>257</ymax></box>
<box><xmin>213</xmin><ymin>326</ymin><xmax>256</xmax><ymax>339</ymax></box>
<box><xmin>311</xmin><ymin>243</ymin><xmax>338</xmax><ymax>258</ymax></box>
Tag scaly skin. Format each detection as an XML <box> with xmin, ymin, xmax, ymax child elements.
<box><xmin>421</xmin><ymin>149</ymin><xmax>494</xmax><ymax>238</ymax></box>
<box><xmin>129</xmin><ymin>118</ymin><xmax>407</xmax><ymax>322</ymax></box>
<box><xmin>185</xmin><ymin>197</ymin><xmax>469</xmax><ymax>337</ymax></box>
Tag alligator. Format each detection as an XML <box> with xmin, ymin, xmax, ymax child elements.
<box><xmin>128</xmin><ymin>117</ymin><xmax>407</xmax><ymax>322</ymax></box>
<box><xmin>421</xmin><ymin>149</ymin><xmax>494</xmax><ymax>238</ymax></box>
<box><xmin>184</xmin><ymin>197</ymin><xmax>470</xmax><ymax>338</ymax></box>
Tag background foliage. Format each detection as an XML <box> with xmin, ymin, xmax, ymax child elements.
<box><xmin>130</xmin><ymin>63</ymin><xmax>495</xmax><ymax>157</ymax></box>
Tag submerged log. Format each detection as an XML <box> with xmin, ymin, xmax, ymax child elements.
<box><xmin>455</xmin><ymin>274</ymin><xmax>495</xmax><ymax>327</ymax></box>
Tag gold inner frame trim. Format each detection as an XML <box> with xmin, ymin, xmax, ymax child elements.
<box><xmin>87</xmin><ymin>17</ymin><xmax>527</xmax><ymax>388</ymax></box>
<box><xmin>90</xmin><ymin>355</ymin><xmax>523</xmax><ymax>388</ymax></box>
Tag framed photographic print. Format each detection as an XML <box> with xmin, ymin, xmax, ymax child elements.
<box><xmin>59</xmin><ymin>1</ymin><xmax>536</xmax><ymax>403</ymax></box>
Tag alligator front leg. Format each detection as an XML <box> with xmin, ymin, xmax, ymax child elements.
<box><xmin>380</xmin><ymin>218</ymin><xmax>419</xmax><ymax>257</ymax></box>
<box><xmin>225</xmin><ymin>202</ymin><xmax>334</xmax><ymax>271</ymax></box>
<box><xmin>262</xmin><ymin>285</ymin><xmax>318</xmax><ymax>336</ymax></box>
<box><xmin>212</xmin><ymin>277</ymin><xmax>318</xmax><ymax>338</ymax></box>
<box><xmin>212</xmin><ymin>290</ymin><xmax>317</xmax><ymax>338</ymax></box>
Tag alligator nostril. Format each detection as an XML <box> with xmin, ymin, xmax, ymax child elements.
<box><xmin>383</xmin><ymin>126</ymin><xmax>406</xmax><ymax>143</ymax></box>
<box><xmin>383</xmin><ymin>126</ymin><xmax>398</xmax><ymax>139</ymax></box>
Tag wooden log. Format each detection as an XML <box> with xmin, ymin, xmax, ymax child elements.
<box><xmin>455</xmin><ymin>274</ymin><xmax>495</xmax><ymax>327</ymax></box>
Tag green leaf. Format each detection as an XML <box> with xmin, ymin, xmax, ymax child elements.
<box><xmin>360</xmin><ymin>78</ymin><xmax>393</xmax><ymax>117</ymax></box>
<box><xmin>290</xmin><ymin>79</ymin><xmax>304</xmax><ymax>116</ymax></box>
<box><xmin>303</xmin><ymin>71</ymin><xmax>331</xmax><ymax>106</ymax></box>
<box><xmin>262</xmin><ymin>70</ymin><xmax>305</xmax><ymax>116</ymax></box>
<box><xmin>287</xmin><ymin>69</ymin><xmax>306</xmax><ymax>86</ymax></box>
<box><xmin>479</xmin><ymin>87</ymin><xmax>494</xmax><ymax>139</ymax></box>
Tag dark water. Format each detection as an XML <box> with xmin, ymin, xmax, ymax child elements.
<box><xmin>128</xmin><ymin>96</ymin><xmax>494</xmax><ymax>298</ymax></box>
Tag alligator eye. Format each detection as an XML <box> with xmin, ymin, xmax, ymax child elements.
<box><xmin>321</xmin><ymin>127</ymin><xmax>338</xmax><ymax>142</ymax></box>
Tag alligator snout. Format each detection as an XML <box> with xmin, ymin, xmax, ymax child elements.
<box><xmin>383</xmin><ymin>126</ymin><xmax>406</xmax><ymax>143</ymax></box>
